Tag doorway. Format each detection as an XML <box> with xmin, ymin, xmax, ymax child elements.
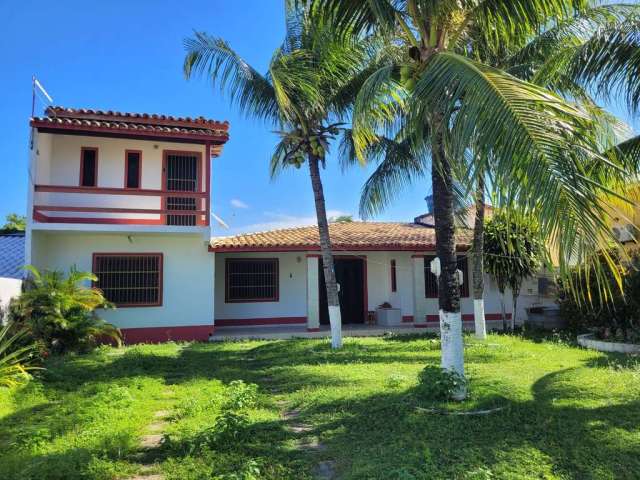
<box><xmin>319</xmin><ymin>257</ymin><xmax>366</xmax><ymax>325</ymax></box>
<box><xmin>163</xmin><ymin>151</ymin><xmax>200</xmax><ymax>226</ymax></box>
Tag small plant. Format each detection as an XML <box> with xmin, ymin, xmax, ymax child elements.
<box><xmin>226</xmin><ymin>380</ymin><xmax>258</xmax><ymax>410</ymax></box>
<box><xmin>386</xmin><ymin>373</ymin><xmax>407</xmax><ymax>388</ymax></box>
<box><xmin>0</xmin><ymin>323</ymin><xmax>41</xmax><ymax>388</ymax></box>
<box><xmin>8</xmin><ymin>265</ymin><xmax>122</xmax><ymax>354</ymax></box>
<box><xmin>416</xmin><ymin>366</ymin><xmax>468</xmax><ymax>401</ymax></box>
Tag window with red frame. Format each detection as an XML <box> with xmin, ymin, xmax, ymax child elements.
<box><xmin>390</xmin><ymin>259</ymin><xmax>397</xmax><ymax>292</ymax></box>
<box><xmin>424</xmin><ymin>255</ymin><xmax>469</xmax><ymax>298</ymax></box>
<box><xmin>93</xmin><ymin>253</ymin><xmax>162</xmax><ymax>306</ymax></box>
<box><xmin>80</xmin><ymin>148</ymin><xmax>98</xmax><ymax>187</ymax></box>
<box><xmin>225</xmin><ymin>258</ymin><xmax>279</xmax><ymax>302</ymax></box>
<box><xmin>125</xmin><ymin>150</ymin><xmax>141</xmax><ymax>189</ymax></box>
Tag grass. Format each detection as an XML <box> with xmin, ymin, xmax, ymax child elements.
<box><xmin>1</xmin><ymin>332</ymin><xmax>639</xmax><ymax>479</ymax></box>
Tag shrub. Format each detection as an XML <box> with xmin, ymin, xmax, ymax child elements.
<box><xmin>558</xmin><ymin>250</ymin><xmax>640</xmax><ymax>342</ymax></box>
<box><xmin>416</xmin><ymin>365</ymin><xmax>468</xmax><ymax>401</ymax></box>
<box><xmin>8</xmin><ymin>265</ymin><xmax>122</xmax><ymax>354</ymax></box>
<box><xmin>0</xmin><ymin>322</ymin><xmax>41</xmax><ymax>388</ymax></box>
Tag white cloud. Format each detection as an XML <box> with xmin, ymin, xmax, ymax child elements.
<box><xmin>230</xmin><ymin>198</ymin><xmax>249</xmax><ymax>209</ymax></box>
<box><xmin>225</xmin><ymin>209</ymin><xmax>351</xmax><ymax>235</ymax></box>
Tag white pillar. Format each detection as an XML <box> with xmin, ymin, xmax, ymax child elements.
<box><xmin>412</xmin><ymin>255</ymin><xmax>427</xmax><ymax>326</ymax></box>
<box><xmin>306</xmin><ymin>255</ymin><xmax>320</xmax><ymax>331</ymax></box>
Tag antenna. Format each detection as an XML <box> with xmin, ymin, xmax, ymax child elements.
<box><xmin>31</xmin><ymin>75</ymin><xmax>53</xmax><ymax>117</ymax></box>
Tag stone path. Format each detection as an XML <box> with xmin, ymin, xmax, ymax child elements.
<box><xmin>124</xmin><ymin>409</ymin><xmax>171</xmax><ymax>480</ymax></box>
<box><xmin>281</xmin><ymin>404</ymin><xmax>335</xmax><ymax>479</ymax></box>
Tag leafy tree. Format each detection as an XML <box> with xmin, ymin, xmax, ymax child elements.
<box><xmin>183</xmin><ymin>6</ymin><xmax>376</xmax><ymax>348</ymax></box>
<box><xmin>316</xmin><ymin>0</ymin><xmax>639</xmax><ymax>398</ymax></box>
<box><xmin>484</xmin><ymin>212</ymin><xmax>543</xmax><ymax>330</ymax></box>
<box><xmin>1</xmin><ymin>214</ymin><xmax>26</xmax><ymax>233</ymax></box>
<box><xmin>330</xmin><ymin>215</ymin><xmax>353</xmax><ymax>223</ymax></box>
<box><xmin>8</xmin><ymin>266</ymin><xmax>121</xmax><ymax>354</ymax></box>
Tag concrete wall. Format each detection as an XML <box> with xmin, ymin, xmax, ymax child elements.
<box><xmin>214</xmin><ymin>252</ymin><xmax>308</xmax><ymax>322</ymax></box>
<box><xmin>32</xmin><ymin>133</ymin><xmax>207</xmax><ymax>222</ymax></box>
<box><xmin>0</xmin><ymin>278</ymin><xmax>22</xmax><ymax>318</ymax></box>
<box><xmin>30</xmin><ymin>230</ymin><xmax>214</xmax><ymax>330</ymax></box>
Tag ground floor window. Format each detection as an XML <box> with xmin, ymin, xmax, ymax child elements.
<box><xmin>92</xmin><ymin>253</ymin><xmax>163</xmax><ymax>306</ymax></box>
<box><xmin>424</xmin><ymin>255</ymin><xmax>469</xmax><ymax>298</ymax></box>
<box><xmin>225</xmin><ymin>258</ymin><xmax>279</xmax><ymax>302</ymax></box>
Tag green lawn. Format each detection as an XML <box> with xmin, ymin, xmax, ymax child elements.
<box><xmin>1</xmin><ymin>333</ymin><xmax>639</xmax><ymax>480</ymax></box>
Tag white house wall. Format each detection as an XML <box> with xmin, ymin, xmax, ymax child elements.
<box><xmin>30</xmin><ymin>231</ymin><xmax>214</xmax><ymax>334</ymax></box>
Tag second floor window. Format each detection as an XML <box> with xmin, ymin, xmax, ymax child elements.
<box><xmin>80</xmin><ymin>147</ymin><xmax>98</xmax><ymax>187</ymax></box>
<box><xmin>125</xmin><ymin>150</ymin><xmax>142</xmax><ymax>189</ymax></box>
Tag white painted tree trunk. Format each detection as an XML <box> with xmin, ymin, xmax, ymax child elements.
<box><xmin>473</xmin><ymin>298</ymin><xmax>486</xmax><ymax>340</ymax></box>
<box><xmin>439</xmin><ymin>310</ymin><xmax>466</xmax><ymax>400</ymax></box>
<box><xmin>328</xmin><ymin>305</ymin><xmax>342</xmax><ymax>349</ymax></box>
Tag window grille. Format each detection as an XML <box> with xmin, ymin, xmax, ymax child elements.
<box><xmin>225</xmin><ymin>258</ymin><xmax>278</xmax><ymax>302</ymax></box>
<box><xmin>390</xmin><ymin>259</ymin><xmax>397</xmax><ymax>292</ymax></box>
<box><xmin>125</xmin><ymin>151</ymin><xmax>141</xmax><ymax>189</ymax></box>
<box><xmin>424</xmin><ymin>255</ymin><xmax>469</xmax><ymax>298</ymax></box>
<box><xmin>93</xmin><ymin>253</ymin><xmax>162</xmax><ymax>306</ymax></box>
<box><xmin>165</xmin><ymin>152</ymin><xmax>199</xmax><ymax>226</ymax></box>
<box><xmin>80</xmin><ymin>148</ymin><xmax>98</xmax><ymax>187</ymax></box>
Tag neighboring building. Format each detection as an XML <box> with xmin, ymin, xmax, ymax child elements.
<box><xmin>210</xmin><ymin>222</ymin><xmax>513</xmax><ymax>331</ymax></box>
<box><xmin>27</xmin><ymin>107</ymin><xmax>229</xmax><ymax>342</ymax></box>
<box><xmin>0</xmin><ymin>233</ymin><xmax>24</xmax><ymax>313</ymax></box>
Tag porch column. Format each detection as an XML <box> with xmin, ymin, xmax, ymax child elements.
<box><xmin>306</xmin><ymin>255</ymin><xmax>320</xmax><ymax>331</ymax></box>
<box><xmin>412</xmin><ymin>255</ymin><xmax>428</xmax><ymax>327</ymax></box>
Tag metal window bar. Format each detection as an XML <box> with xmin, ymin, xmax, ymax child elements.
<box><xmin>423</xmin><ymin>256</ymin><xmax>469</xmax><ymax>298</ymax></box>
<box><xmin>94</xmin><ymin>255</ymin><xmax>161</xmax><ymax>305</ymax></box>
<box><xmin>166</xmin><ymin>154</ymin><xmax>198</xmax><ymax>226</ymax></box>
<box><xmin>226</xmin><ymin>260</ymin><xmax>277</xmax><ymax>301</ymax></box>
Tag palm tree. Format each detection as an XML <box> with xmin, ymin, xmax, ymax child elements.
<box><xmin>183</xmin><ymin>6</ymin><xmax>375</xmax><ymax>348</ymax></box>
<box><xmin>316</xmin><ymin>0</ymin><xmax>639</xmax><ymax>398</ymax></box>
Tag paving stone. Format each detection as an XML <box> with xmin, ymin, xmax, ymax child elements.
<box><xmin>288</xmin><ymin>423</ymin><xmax>313</xmax><ymax>434</ymax></box>
<box><xmin>139</xmin><ymin>434</ymin><xmax>164</xmax><ymax>449</ymax></box>
<box><xmin>148</xmin><ymin>422</ymin><xmax>166</xmax><ymax>432</ymax></box>
<box><xmin>127</xmin><ymin>475</ymin><xmax>164</xmax><ymax>480</ymax></box>
<box><xmin>282</xmin><ymin>409</ymin><xmax>301</xmax><ymax>420</ymax></box>
<box><xmin>314</xmin><ymin>460</ymin><xmax>336</xmax><ymax>479</ymax></box>
<box><xmin>153</xmin><ymin>410</ymin><xmax>170</xmax><ymax>419</ymax></box>
<box><xmin>294</xmin><ymin>436</ymin><xmax>326</xmax><ymax>451</ymax></box>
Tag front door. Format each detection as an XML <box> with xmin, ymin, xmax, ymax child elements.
<box><xmin>319</xmin><ymin>257</ymin><xmax>366</xmax><ymax>325</ymax></box>
<box><xmin>163</xmin><ymin>152</ymin><xmax>199</xmax><ymax>226</ymax></box>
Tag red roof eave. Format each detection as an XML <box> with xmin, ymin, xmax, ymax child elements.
<box><xmin>208</xmin><ymin>243</ymin><xmax>471</xmax><ymax>253</ymax></box>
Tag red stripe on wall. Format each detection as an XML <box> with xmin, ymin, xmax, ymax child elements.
<box><xmin>215</xmin><ymin>317</ymin><xmax>307</xmax><ymax>327</ymax></box>
<box><xmin>402</xmin><ymin>315</ymin><xmax>414</xmax><ymax>323</ymax></box>
<box><xmin>120</xmin><ymin>325</ymin><xmax>213</xmax><ymax>344</ymax></box>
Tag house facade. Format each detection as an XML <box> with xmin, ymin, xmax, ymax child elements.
<box><xmin>25</xmin><ymin>106</ymin><xmax>545</xmax><ymax>343</ymax></box>
<box><xmin>27</xmin><ymin>107</ymin><xmax>228</xmax><ymax>342</ymax></box>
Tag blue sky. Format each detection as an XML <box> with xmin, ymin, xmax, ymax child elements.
<box><xmin>0</xmin><ymin>0</ymin><xmax>429</xmax><ymax>235</ymax></box>
<box><xmin>1</xmin><ymin>1</ymin><xmax>638</xmax><ymax>235</ymax></box>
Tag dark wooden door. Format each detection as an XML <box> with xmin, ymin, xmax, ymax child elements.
<box><xmin>319</xmin><ymin>258</ymin><xmax>365</xmax><ymax>325</ymax></box>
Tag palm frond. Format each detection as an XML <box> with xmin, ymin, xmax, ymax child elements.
<box><xmin>183</xmin><ymin>32</ymin><xmax>280</xmax><ymax>123</ymax></box>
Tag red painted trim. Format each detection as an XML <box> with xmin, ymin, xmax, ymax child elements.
<box><xmin>423</xmin><ymin>313</ymin><xmax>513</xmax><ymax>324</ymax></box>
<box><xmin>210</xmin><ymin>245</ymin><xmax>462</xmax><ymax>253</ymax></box>
<box><xmin>215</xmin><ymin>317</ymin><xmax>306</xmax><ymax>326</ymax></box>
<box><xmin>224</xmin><ymin>258</ymin><xmax>279</xmax><ymax>303</ymax></box>
<box><xmin>306</xmin><ymin>327</ymin><xmax>321</xmax><ymax>332</ymax></box>
<box><xmin>390</xmin><ymin>259</ymin><xmax>397</xmax><ymax>292</ymax></box>
<box><xmin>414</xmin><ymin>323</ymin><xmax>429</xmax><ymax>328</ymax></box>
<box><xmin>35</xmin><ymin>184</ymin><xmax>207</xmax><ymax>198</ymax></box>
<box><xmin>205</xmin><ymin>142</ymin><xmax>211</xmax><ymax>227</ymax></box>
<box><xmin>402</xmin><ymin>315</ymin><xmax>414</xmax><ymax>323</ymax></box>
<box><xmin>31</xmin><ymin>120</ymin><xmax>228</xmax><ymax>144</ymax></box>
<box><xmin>124</xmin><ymin>149</ymin><xmax>143</xmax><ymax>189</ymax></box>
<box><xmin>79</xmin><ymin>147</ymin><xmax>98</xmax><ymax>187</ymax></box>
<box><xmin>33</xmin><ymin>209</ymin><xmax>48</xmax><ymax>222</ymax></box>
<box><xmin>92</xmin><ymin>252</ymin><xmax>163</xmax><ymax>307</ymax></box>
<box><xmin>120</xmin><ymin>325</ymin><xmax>213</xmax><ymax>344</ymax></box>
<box><xmin>34</xmin><ymin>205</ymin><xmax>206</xmax><ymax>215</ymax></box>
<box><xmin>33</xmin><ymin>214</ymin><xmax>163</xmax><ymax>225</ymax></box>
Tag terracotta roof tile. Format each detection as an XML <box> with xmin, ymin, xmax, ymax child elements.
<box><xmin>30</xmin><ymin>106</ymin><xmax>229</xmax><ymax>146</ymax></box>
<box><xmin>210</xmin><ymin>222</ymin><xmax>472</xmax><ymax>252</ymax></box>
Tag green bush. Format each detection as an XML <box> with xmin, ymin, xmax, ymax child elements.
<box><xmin>558</xmin><ymin>250</ymin><xmax>640</xmax><ymax>342</ymax></box>
<box><xmin>416</xmin><ymin>365</ymin><xmax>468</xmax><ymax>401</ymax></box>
<box><xmin>0</xmin><ymin>322</ymin><xmax>41</xmax><ymax>388</ymax></box>
<box><xmin>8</xmin><ymin>265</ymin><xmax>122</xmax><ymax>354</ymax></box>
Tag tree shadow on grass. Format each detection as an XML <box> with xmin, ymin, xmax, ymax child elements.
<box><xmin>295</xmin><ymin>367</ymin><xmax>640</xmax><ymax>479</ymax></box>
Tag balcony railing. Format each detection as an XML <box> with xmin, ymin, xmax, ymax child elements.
<box><xmin>33</xmin><ymin>184</ymin><xmax>209</xmax><ymax>227</ymax></box>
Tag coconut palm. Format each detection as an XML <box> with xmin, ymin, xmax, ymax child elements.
<box><xmin>316</xmin><ymin>0</ymin><xmax>639</xmax><ymax>398</ymax></box>
<box><xmin>184</xmin><ymin>6</ymin><xmax>378</xmax><ymax>348</ymax></box>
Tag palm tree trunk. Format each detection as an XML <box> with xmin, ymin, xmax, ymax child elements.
<box><xmin>511</xmin><ymin>286</ymin><xmax>520</xmax><ymax>331</ymax></box>
<box><xmin>308</xmin><ymin>154</ymin><xmax>342</xmax><ymax>349</ymax></box>
<box><xmin>472</xmin><ymin>175</ymin><xmax>487</xmax><ymax>339</ymax></box>
<box><xmin>431</xmin><ymin>128</ymin><xmax>466</xmax><ymax>400</ymax></box>
<box><xmin>500</xmin><ymin>290</ymin><xmax>507</xmax><ymax>331</ymax></box>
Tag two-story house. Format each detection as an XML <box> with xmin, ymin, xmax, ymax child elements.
<box><xmin>27</xmin><ymin>107</ymin><xmax>229</xmax><ymax>342</ymax></box>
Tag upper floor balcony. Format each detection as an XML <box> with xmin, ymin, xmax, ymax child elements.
<box><xmin>29</xmin><ymin>107</ymin><xmax>229</xmax><ymax>232</ymax></box>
